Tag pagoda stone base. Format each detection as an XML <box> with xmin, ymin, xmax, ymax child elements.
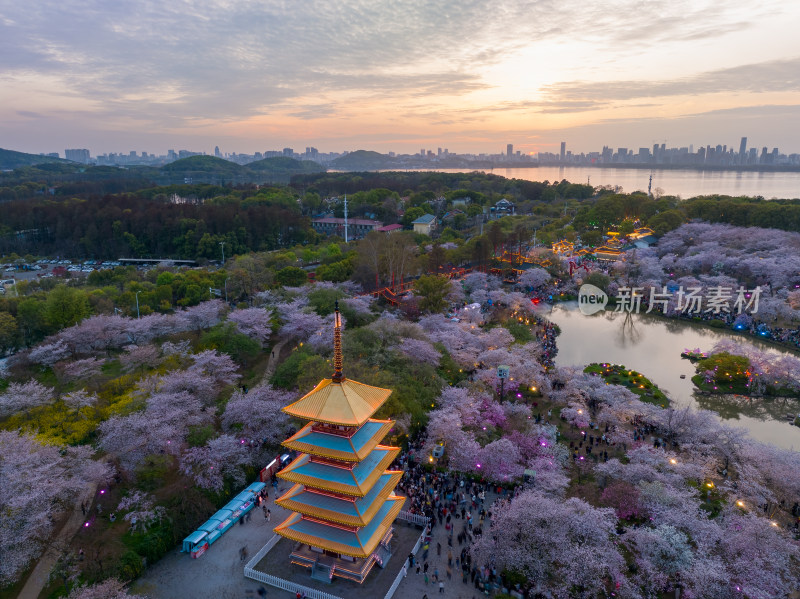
<box><xmin>289</xmin><ymin>530</ymin><xmax>394</xmax><ymax>584</ymax></box>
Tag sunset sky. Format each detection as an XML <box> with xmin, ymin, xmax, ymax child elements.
<box><xmin>2</xmin><ymin>0</ymin><xmax>799</xmax><ymax>156</ymax></box>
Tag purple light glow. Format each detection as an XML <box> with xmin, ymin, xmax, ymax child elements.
<box><xmin>84</xmin><ymin>522</ymin><xmax>90</xmax><ymax>527</ymax></box>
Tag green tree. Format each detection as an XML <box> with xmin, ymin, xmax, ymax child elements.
<box><xmin>414</xmin><ymin>275</ymin><xmax>450</xmax><ymax>313</ymax></box>
<box><xmin>45</xmin><ymin>286</ymin><xmax>90</xmax><ymax>330</ymax></box>
<box><xmin>0</xmin><ymin>312</ymin><xmax>18</xmax><ymax>353</ymax></box>
<box><xmin>401</xmin><ymin>207</ymin><xmax>425</xmax><ymax>227</ymax></box>
<box><xmin>275</xmin><ymin>266</ymin><xmax>308</xmax><ymax>287</ymax></box>
<box><xmin>200</xmin><ymin>322</ymin><xmax>261</xmax><ymax>366</ymax></box>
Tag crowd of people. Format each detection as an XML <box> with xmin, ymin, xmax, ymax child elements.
<box><xmin>393</xmin><ymin>435</ymin><xmax>534</xmax><ymax>597</ymax></box>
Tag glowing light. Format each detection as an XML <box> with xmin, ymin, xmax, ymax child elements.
<box><xmin>100</xmin><ymin>490</ymin><xmax>105</xmax><ymax>495</ymax></box>
<box><xmin>770</xmin><ymin>521</ymin><xmax>778</xmax><ymax>527</ymax></box>
<box><xmin>84</xmin><ymin>522</ymin><xmax>90</xmax><ymax>527</ymax></box>
<box><xmin>736</xmin><ymin>501</ymin><xmax>744</xmax><ymax>507</ymax></box>
<box><xmin>706</xmin><ymin>482</ymin><xmax>714</xmax><ymax>488</ymax></box>
<box><xmin>669</xmin><ymin>459</ymin><xmax>676</xmax><ymax>464</ymax></box>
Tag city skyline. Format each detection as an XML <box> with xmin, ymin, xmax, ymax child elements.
<box><xmin>1</xmin><ymin>1</ymin><xmax>799</xmax><ymax>155</ymax></box>
<box><xmin>48</xmin><ymin>135</ymin><xmax>799</xmax><ymax>169</ymax></box>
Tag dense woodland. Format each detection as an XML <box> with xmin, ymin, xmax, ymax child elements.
<box><xmin>4</xmin><ymin>167</ymin><xmax>800</xmax><ymax>264</ymax></box>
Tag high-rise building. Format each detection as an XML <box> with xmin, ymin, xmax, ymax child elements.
<box><xmin>274</xmin><ymin>303</ymin><xmax>402</xmax><ymax>583</ymax></box>
<box><xmin>65</xmin><ymin>149</ymin><xmax>90</xmax><ymax>163</ymax></box>
<box><xmin>738</xmin><ymin>137</ymin><xmax>747</xmax><ymax>164</ymax></box>
<box><xmin>507</xmin><ymin>143</ymin><xmax>513</xmax><ymax>158</ymax></box>
<box><xmin>560</xmin><ymin>142</ymin><xmax>566</xmax><ymax>161</ymax></box>
<box><xmin>214</xmin><ymin>146</ymin><xmax>221</xmax><ymax>157</ymax></box>
<box><xmin>283</xmin><ymin>147</ymin><xmax>294</xmax><ymax>157</ymax></box>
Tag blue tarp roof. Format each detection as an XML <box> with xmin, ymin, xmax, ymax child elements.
<box><xmin>246</xmin><ymin>482</ymin><xmax>266</xmax><ymax>493</ymax></box>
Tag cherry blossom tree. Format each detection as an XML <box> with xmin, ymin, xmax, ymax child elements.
<box><xmin>517</xmin><ymin>268</ymin><xmax>551</xmax><ymax>290</ymax></box>
<box><xmin>99</xmin><ymin>388</ymin><xmax>212</xmax><ymax>472</ymax></box>
<box><xmin>600</xmin><ymin>480</ymin><xmax>644</xmax><ymax>520</ymax></box>
<box><xmin>62</xmin><ymin>389</ymin><xmax>98</xmax><ymax>410</ymax></box>
<box><xmin>160</xmin><ymin>340</ymin><xmax>191</xmax><ymax>357</ymax></box>
<box><xmin>227</xmin><ymin>307</ymin><xmax>272</xmax><ymax>345</ymax></box>
<box><xmin>0</xmin><ymin>432</ymin><xmax>112</xmax><ymax>585</ymax></box>
<box><xmin>277</xmin><ymin>300</ymin><xmax>324</xmax><ymax>342</ymax></box>
<box><xmin>393</xmin><ymin>337</ymin><xmax>441</xmax><ymax>365</ymax></box>
<box><xmin>119</xmin><ymin>345</ymin><xmax>160</xmax><ymax>373</ymax></box>
<box><xmin>151</xmin><ymin>368</ymin><xmax>217</xmax><ymax>405</ymax></box>
<box><xmin>221</xmin><ymin>384</ymin><xmax>297</xmax><ymax>447</ymax></box>
<box><xmin>116</xmin><ymin>491</ymin><xmax>166</xmax><ymax>532</ymax></box>
<box><xmin>180</xmin><ymin>434</ymin><xmax>250</xmax><ymax>491</ymax></box>
<box><xmin>471</xmin><ymin>490</ymin><xmax>627</xmax><ymax>599</ymax></box>
<box><xmin>0</xmin><ymin>380</ymin><xmax>54</xmax><ymax>417</ymax></box>
<box><xmin>56</xmin><ymin>357</ymin><xmax>105</xmax><ymax>382</ymax></box>
<box><xmin>188</xmin><ymin>349</ymin><xmax>240</xmax><ymax>387</ymax></box>
<box><xmin>65</xmin><ymin>578</ymin><xmax>149</xmax><ymax>599</ymax></box>
<box><xmin>28</xmin><ymin>338</ymin><xmax>71</xmax><ymax>366</ymax></box>
<box><xmin>99</xmin><ymin>412</ymin><xmax>182</xmax><ymax>472</ymax></box>
<box><xmin>177</xmin><ymin>299</ymin><xmax>225</xmax><ymax>332</ymax></box>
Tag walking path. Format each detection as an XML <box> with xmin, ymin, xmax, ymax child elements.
<box><xmin>17</xmin><ymin>483</ymin><xmax>98</xmax><ymax>599</ymax></box>
<box><xmin>263</xmin><ymin>338</ymin><xmax>287</xmax><ymax>382</ymax></box>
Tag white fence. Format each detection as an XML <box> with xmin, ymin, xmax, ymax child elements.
<box><xmin>243</xmin><ymin>535</ymin><xmax>344</xmax><ymax>599</ymax></box>
<box><xmin>397</xmin><ymin>510</ymin><xmax>430</xmax><ymax>527</ymax></box>
<box><xmin>245</xmin><ymin>515</ymin><xmax>430</xmax><ymax>599</ymax></box>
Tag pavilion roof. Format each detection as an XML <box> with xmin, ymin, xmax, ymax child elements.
<box><xmin>277</xmin><ymin>446</ymin><xmax>400</xmax><ymax>497</ymax></box>
<box><xmin>275</xmin><ymin>471</ymin><xmax>403</xmax><ymax>527</ymax></box>
<box><xmin>274</xmin><ymin>496</ymin><xmax>404</xmax><ymax>558</ymax></box>
<box><xmin>282</xmin><ymin>378</ymin><xmax>392</xmax><ymax>427</ymax></box>
<box><xmin>282</xmin><ymin>419</ymin><xmax>394</xmax><ymax>462</ymax></box>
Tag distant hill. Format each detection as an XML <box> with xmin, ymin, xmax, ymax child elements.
<box><xmin>247</xmin><ymin>156</ymin><xmax>324</xmax><ymax>173</ymax></box>
<box><xmin>160</xmin><ymin>155</ymin><xmax>247</xmax><ymax>176</ymax></box>
<box><xmin>330</xmin><ymin>150</ymin><xmax>397</xmax><ymax>170</ymax></box>
<box><xmin>0</xmin><ymin>148</ymin><xmax>70</xmax><ymax>170</ymax></box>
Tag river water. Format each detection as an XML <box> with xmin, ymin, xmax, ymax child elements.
<box><xmin>382</xmin><ymin>167</ymin><xmax>800</xmax><ymax>199</ymax></box>
<box><xmin>542</xmin><ymin>302</ymin><xmax>800</xmax><ymax>450</ymax></box>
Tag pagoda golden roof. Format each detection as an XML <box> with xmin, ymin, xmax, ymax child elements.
<box><xmin>277</xmin><ymin>446</ymin><xmax>400</xmax><ymax>497</ymax></box>
<box><xmin>275</xmin><ymin>471</ymin><xmax>403</xmax><ymax>527</ymax></box>
<box><xmin>282</xmin><ymin>378</ymin><xmax>392</xmax><ymax>427</ymax></box>
<box><xmin>282</xmin><ymin>419</ymin><xmax>394</xmax><ymax>462</ymax></box>
<box><xmin>274</xmin><ymin>496</ymin><xmax>404</xmax><ymax>559</ymax></box>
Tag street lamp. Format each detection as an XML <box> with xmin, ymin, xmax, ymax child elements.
<box><xmin>219</xmin><ymin>241</ymin><xmax>225</xmax><ymax>265</ymax></box>
<box><xmin>497</xmin><ymin>365</ymin><xmax>510</xmax><ymax>401</ymax></box>
<box><xmin>135</xmin><ymin>290</ymin><xmax>142</xmax><ymax>319</ymax></box>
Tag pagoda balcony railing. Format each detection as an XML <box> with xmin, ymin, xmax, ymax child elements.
<box><xmin>311</xmin><ymin>423</ymin><xmax>357</xmax><ymax>438</ymax></box>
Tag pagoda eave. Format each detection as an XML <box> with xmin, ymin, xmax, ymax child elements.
<box><xmin>274</xmin><ymin>496</ymin><xmax>404</xmax><ymax>559</ymax></box>
<box><xmin>282</xmin><ymin>378</ymin><xmax>393</xmax><ymax>427</ymax></box>
<box><xmin>282</xmin><ymin>419</ymin><xmax>395</xmax><ymax>462</ymax></box>
<box><xmin>275</xmin><ymin>471</ymin><xmax>403</xmax><ymax>527</ymax></box>
<box><xmin>277</xmin><ymin>446</ymin><xmax>401</xmax><ymax>497</ymax></box>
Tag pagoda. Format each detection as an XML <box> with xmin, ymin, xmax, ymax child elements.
<box><xmin>274</xmin><ymin>302</ymin><xmax>404</xmax><ymax>583</ymax></box>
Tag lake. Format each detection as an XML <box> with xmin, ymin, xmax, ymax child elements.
<box><xmin>543</xmin><ymin>302</ymin><xmax>800</xmax><ymax>450</ymax></box>
<box><xmin>383</xmin><ymin>167</ymin><xmax>800</xmax><ymax>199</ymax></box>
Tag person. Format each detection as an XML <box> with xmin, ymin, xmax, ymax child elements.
<box><xmin>438</xmin><ymin>580</ymin><xmax>444</xmax><ymax>594</ymax></box>
<box><xmin>402</xmin><ymin>564</ymin><xmax>407</xmax><ymax>578</ymax></box>
<box><xmin>263</xmin><ymin>504</ymin><xmax>268</xmax><ymax>519</ymax></box>
<box><xmin>267</xmin><ymin>509</ymin><xmax>271</xmax><ymax>522</ymax></box>
<box><xmin>78</xmin><ymin>548</ymin><xmax>84</xmax><ymax>562</ymax></box>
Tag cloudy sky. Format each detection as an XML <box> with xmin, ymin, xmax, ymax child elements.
<box><xmin>1</xmin><ymin>0</ymin><xmax>799</xmax><ymax>156</ymax></box>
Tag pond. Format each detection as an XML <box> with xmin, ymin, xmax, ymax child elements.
<box><xmin>543</xmin><ymin>302</ymin><xmax>800</xmax><ymax>450</ymax></box>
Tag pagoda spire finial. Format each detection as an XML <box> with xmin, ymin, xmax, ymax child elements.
<box><xmin>332</xmin><ymin>300</ymin><xmax>344</xmax><ymax>382</ymax></box>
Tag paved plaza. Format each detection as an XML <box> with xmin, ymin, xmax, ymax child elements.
<box><xmin>131</xmin><ymin>484</ymin><xmax>502</xmax><ymax>599</ymax></box>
